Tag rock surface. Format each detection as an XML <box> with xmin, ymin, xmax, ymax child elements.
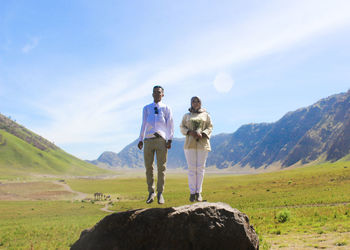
<box><xmin>71</xmin><ymin>202</ymin><xmax>259</xmax><ymax>250</ymax></box>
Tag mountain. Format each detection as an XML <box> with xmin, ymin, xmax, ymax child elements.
<box><xmin>91</xmin><ymin>138</ymin><xmax>186</xmax><ymax>169</ymax></box>
<box><xmin>207</xmin><ymin>124</ymin><xmax>273</xmax><ymax>168</ymax></box>
<box><xmin>0</xmin><ymin>113</ymin><xmax>109</xmax><ymax>177</ymax></box>
<box><xmin>92</xmin><ymin>90</ymin><xmax>350</xmax><ymax>169</ymax></box>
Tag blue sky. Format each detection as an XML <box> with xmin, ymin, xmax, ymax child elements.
<box><xmin>1</xmin><ymin>0</ymin><xmax>350</xmax><ymax>160</ymax></box>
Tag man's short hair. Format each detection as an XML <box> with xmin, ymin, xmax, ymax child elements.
<box><xmin>153</xmin><ymin>85</ymin><xmax>164</xmax><ymax>92</ymax></box>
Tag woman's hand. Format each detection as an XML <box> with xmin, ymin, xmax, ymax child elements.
<box><xmin>188</xmin><ymin>130</ymin><xmax>202</xmax><ymax>140</ymax></box>
<box><xmin>196</xmin><ymin>131</ymin><xmax>202</xmax><ymax>139</ymax></box>
<box><xmin>201</xmin><ymin>132</ymin><xmax>208</xmax><ymax>139</ymax></box>
<box><xmin>187</xmin><ymin>130</ymin><xmax>195</xmax><ymax>137</ymax></box>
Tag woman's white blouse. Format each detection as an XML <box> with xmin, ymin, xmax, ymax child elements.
<box><xmin>180</xmin><ymin>111</ymin><xmax>213</xmax><ymax>151</ymax></box>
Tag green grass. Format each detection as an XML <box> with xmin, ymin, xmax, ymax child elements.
<box><xmin>67</xmin><ymin>161</ymin><xmax>350</xmax><ymax>210</ymax></box>
<box><xmin>67</xmin><ymin>161</ymin><xmax>350</xmax><ymax>248</ymax></box>
<box><xmin>0</xmin><ymin>201</ymin><xmax>106</xmax><ymax>249</ymax></box>
<box><xmin>0</xmin><ymin>161</ymin><xmax>350</xmax><ymax>249</ymax></box>
<box><xmin>0</xmin><ymin>129</ymin><xmax>110</xmax><ymax>179</ymax></box>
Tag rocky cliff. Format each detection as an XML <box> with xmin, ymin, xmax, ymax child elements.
<box><xmin>92</xmin><ymin>90</ymin><xmax>350</xmax><ymax>169</ymax></box>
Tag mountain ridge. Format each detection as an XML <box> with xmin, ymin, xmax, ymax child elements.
<box><xmin>92</xmin><ymin>90</ymin><xmax>350</xmax><ymax>170</ymax></box>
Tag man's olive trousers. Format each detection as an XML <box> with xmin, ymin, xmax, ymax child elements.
<box><xmin>143</xmin><ymin>137</ymin><xmax>168</xmax><ymax>193</ymax></box>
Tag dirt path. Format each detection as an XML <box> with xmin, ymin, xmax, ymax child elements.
<box><xmin>100</xmin><ymin>203</ymin><xmax>114</xmax><ymax>213</ymax></box>
<box><xmin>53</xmin><ymin>181</ymin><xmax>115</xmax><ymax>213</ymax></box>
<box><xmin>53</xmin><ymin>180</ymin><xmax>87</xmax><ymax>200</ymax></box>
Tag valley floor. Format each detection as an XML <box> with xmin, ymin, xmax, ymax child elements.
<box><xmin>1</xmin><ymin>162</ymin><xmax>350</xmax><ymax>249</ymax></box>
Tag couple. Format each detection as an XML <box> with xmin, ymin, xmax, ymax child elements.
<box><xmin>137</xmin><ymin>85</ymin><xmax>213</xmax><ymax>204</ymax></box>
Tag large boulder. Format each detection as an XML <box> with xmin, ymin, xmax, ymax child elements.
<box><xmin>71</xmin><ymin>202</ymin><xmax>259</xmax><ymax>250</ymax></box>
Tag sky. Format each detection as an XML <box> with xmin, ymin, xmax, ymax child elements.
<box><xmin>1</xmin><ymin>0</ymin><xmax>350</xmax><ymax>160</ymax></box>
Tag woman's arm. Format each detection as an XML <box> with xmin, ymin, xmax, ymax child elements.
<box><xmin>202</xmin><ymin>113</ymin><xmax>213</xmax><ymax>139</ymax></box>
<box><xmin>180</xmin><ymin>114</ymin><xmax>189</xmax><ymax>136</ymax></box>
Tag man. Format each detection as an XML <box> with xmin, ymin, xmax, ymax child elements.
<box><xmin>138</xmin><ymin>85</ymin><xmax>174</xmax><ymax>204</ymax></box>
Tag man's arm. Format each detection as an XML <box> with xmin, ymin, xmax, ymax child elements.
<box><xmin>138</xmin><ymin>106</ymin><xmax>147</xmax><ymax>150</ymax></box>
<box><xmin>166</xmin><ymin>106</ymin><xmax>174</xmax><ymax>146</ymax></box>
<box><xmin>163</xmin><ymin>106</ymin><xmax>174</xmax><ymax>149</ymax></box>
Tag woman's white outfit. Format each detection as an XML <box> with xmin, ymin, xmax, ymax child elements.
<box><xmin>184</xmin><ymin>149</ymin><xmax>208</xmax><ymax>194</ymax></box>
<box><xmin>180</xmin><ymin>110</ymin><xmax>213</xmax><ymax>195</ymax></box>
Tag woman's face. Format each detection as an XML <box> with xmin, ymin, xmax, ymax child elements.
<box><xmin>191</xmin><ymin>98</ymin><xmax>201</xmax><ymax>110</ymax></box>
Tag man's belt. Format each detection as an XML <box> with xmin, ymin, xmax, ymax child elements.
<box><xmin>145</xmin><ymin>133</ymin><xmax>162</xmax><ymax>140</ymax></box>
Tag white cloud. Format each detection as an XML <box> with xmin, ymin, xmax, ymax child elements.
<box><xmin>213</xmin><ymin>72</ymin><xmax>234</xmax><ymax>93</ymax></box>
<box><xmin>22</xmin><ymin>37</ymin><xmax>40</xmax><ymax>53</ymax></box>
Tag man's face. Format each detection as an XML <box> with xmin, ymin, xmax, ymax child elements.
<box><xmin>152</xmin><ymin>87</ymin><xmax>164</xmax><ymax>103</ymax></box>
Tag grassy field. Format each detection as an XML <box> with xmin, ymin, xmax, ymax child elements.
<box><xmin>0</xmin><ymin>161</ymin><xmax>350</xmax><ymax>249</ymax></box>
<box><xmin>0</xmin><ymin>200</ymin><xmax>107</xmax><ymax>249</ymax></box>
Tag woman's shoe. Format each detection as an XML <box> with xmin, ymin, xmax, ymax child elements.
<box><xmin>196</xmin><ymin>193</ymin><xmax>203</xmax><ymax>202</ymax></box>
<box><xmin>189</xmin><ymin>193</ymin><xmax>196</xmax><ymax>202</ymax></box>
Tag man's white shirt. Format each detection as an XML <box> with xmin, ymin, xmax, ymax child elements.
<box><xmin>139</xmin><ymin>101</ymin><xmax>174</xmax><ymax>141</ymax></box>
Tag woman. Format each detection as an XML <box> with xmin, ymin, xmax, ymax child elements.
<box><xmin>180</xmin><ymin>96</ymin><xmax>213</xmax><ymax>202</ymax></box>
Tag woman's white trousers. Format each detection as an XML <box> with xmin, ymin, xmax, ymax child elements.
<box><xmin>184</xmin><ymin>149</ymin><xmax>208</xmax><ymax>194</ymax></box>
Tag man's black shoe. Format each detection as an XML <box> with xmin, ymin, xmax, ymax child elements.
<box><xmin>157</xmin><ymin>192</ymin><xmax>165</xmax><ymax>204</ymax></box>
<box><xmin>146</xmin><ymin>192</ymin><xmax>156</xmax><ymax>204</ymax></box>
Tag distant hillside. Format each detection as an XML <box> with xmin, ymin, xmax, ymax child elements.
<box><xmin>92</xmin><ymin>90</ymin><xmax>350</xmax><ymax>169</ymax></box>
<box><xmin>90</xmin><ymin>138</ymin><xmax>186</xmax><ymax>169</ymax></box>
<box><xmin>0</xmin><ymin>113</ymin><xmax>109</xmax><ymax>177</ymax></box>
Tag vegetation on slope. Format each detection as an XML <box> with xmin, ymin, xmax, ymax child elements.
<box><xmin>0</xmin><ymin>113</ymin><xmax>57</xmax><ymax>151</ymax></box>
<box><xmin>0</xmin><ymin>115</ymin><xmax>109</xmax><ymax>178</ymax></box>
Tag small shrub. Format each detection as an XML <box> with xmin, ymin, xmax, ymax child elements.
<box><xmin>269</xmin><ymin>228</ymin><xmax>281</xmax><ymax>235</ymax></box>
<box><xmin>335</xmin><ymin>240</ymin><xmax>347</xmax><ymax>246</ymax></box>
<box><xmin>261</xmin><ymin>241</ymin><xmax>271</xmax><ymax>250</ymax></box>
<box><xmin>276</xmin><ymin>209</ymin><xmax>291</xmax><ymax>223</ymax></box>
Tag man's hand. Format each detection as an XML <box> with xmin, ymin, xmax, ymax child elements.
<box><xmin>166</xmin><ymin>140</ymin><xmax>172</xmax><ymax>149</ymax></box>
<box><xmin>137</xmin><ymin>141</ymin><xmax>143</xmax><ymax>150</ymax></box>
